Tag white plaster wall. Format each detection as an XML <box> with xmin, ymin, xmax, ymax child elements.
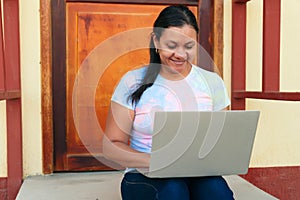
<box><xmin>280</xmin><ymin>0</ymin><xmax>300</xmax><ymax>92</ymax></box>
<box><xmin>248</xmin><ymin>99</ymin><xmax>300</xmax><ymax>167</ymax></box>
<box><xmin>224</xmin><ymin>0</ymin><xmax>300</xmax><ymax>167</ymax></box>
<box><xmin>246</xmin><ymin>0</ymin><xmax>263</xmax><ymax>91</ymax></box>
<box><xmin>0</xmin><ymin>101</ymin><xmax>7</xmax><ymax>177</ymax></box>
<box><xmin>20</xmin><ymin>0</ymin><xmax>42</xmax><ymax>176</ymax></box>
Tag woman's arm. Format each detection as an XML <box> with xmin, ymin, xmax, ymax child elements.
<box><xmin>102</xmin><ymin>101</ymin><xmax>150</xmax><ymax>168</ymax></box>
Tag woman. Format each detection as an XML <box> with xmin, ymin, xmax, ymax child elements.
<box><xmin>103</xmin><ymin>5</ymin><xmax>234</xmax><ymax>200</ymax></box>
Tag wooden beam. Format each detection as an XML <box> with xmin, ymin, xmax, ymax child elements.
<box><xmin>3</xmin><ymin>0</ymin><xmax>22</xmax><ymax>199</ymax></box>
<box><xmin>3</xmin><ymin>0</ymin><xmax>21</xmax><ymax>91</ymax></box>
<box><xmin>0</xmin><ymin>4</ymin><xmax>5</xmax><ymax>92</ymax></box>
<box><xmin>231</xmin><ymin>1</ymin><xmax>248</xmax><ymax>109</ymax></box>
<box><xmin>233</xmin><ymin>0</ymin><xmax>251</xmax><ymax>3</ymax></box>
<box><xmin>233</xmin><ymin>91</ymin><xmax>300</xmax><ymax>101</ymax></box>
<box><xmin>262</xmin><ymin>0</ymin><xmax>281</xmax><ymax>92</ymax></box>
<box><xmin>51</xmin><ymin>0</ymin><xmax>67</xmax><ymax>171</ymax></box>
<box><xmin>6</xmin><ymin>100</ymin><xmax>22</xmax><ymax>200</ymax></box>
<box><xmin>40</xmin><ymin>0</ymin><xmax>54</xmax><ymax>174</ymax></box>
<box><xmin>198</xmin><ymin>0</ymin><xmax>214</xmax><ymax>72</ymax></box>
<box><xmin>0</xmin><ymin>91</ymin><xmax>21</xmax><ymax>101</ymax></box>
<box><xmin>213</xmin><ymin>0</ymin><xmax>224</xmax><ymax>77</ymax></box>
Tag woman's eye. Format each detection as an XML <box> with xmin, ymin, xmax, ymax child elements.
<box><xmin>167</xmin><ymin>45</ymin><xmax>176</xmax><ymax>49</ymax></box>
<box><xmin>185</xmin><ymin>44</ymin><xmax>195</xmax><ymax>49</ymax></box>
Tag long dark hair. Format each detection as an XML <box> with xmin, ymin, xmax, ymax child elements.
<box><xmin>129</xmin><ymin>5</ymin><xmax>199</xmax><ymax>105</ymax></box>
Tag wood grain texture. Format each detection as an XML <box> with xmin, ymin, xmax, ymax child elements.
<box><xmin>51</xmin><ymin>0</ymin><xmax>67</xmax><ymax>171</ymax></box>
<box><xmin>213</xmin><ymin>0</ymin><xmax>223</xmax><ymax>77</ymax></box>
<box><xmin>47</xmin><ymin>0</ymin><xmax>223</xmax><ymax>172</ymax></box>
<box><xmin>65</xmin><ymin>3</ymin><xmax>196</xmax><ymax>171</ymax></box>
<box><xmin>40</xmin><ymin>0</ymin><xmax>54</xmax><ymax>174</ymax></box>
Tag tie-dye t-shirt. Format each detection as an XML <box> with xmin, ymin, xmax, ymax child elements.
<box><xmin>111</xmin><ymin>64</ymin><xmax>230</xmax><ymax>153</ymax></box>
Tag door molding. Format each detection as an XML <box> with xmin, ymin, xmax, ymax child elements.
<box><xmin>40</xmin><ymin>0</ymin><xmax>53</xmax><ymax>174</ymax></box>
<box><xmin>40</xmin><ymin>0</ymin><xmax>223</xmax><ymax>173</ymax></box>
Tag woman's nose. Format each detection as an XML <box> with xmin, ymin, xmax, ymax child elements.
<box><xmin>174</xmin><ymin>48</ymin><xmax>187</xmax><ymax>59</ymax></box>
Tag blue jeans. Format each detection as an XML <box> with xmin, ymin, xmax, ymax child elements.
<box><xmin>121</xmin><ymin>172</ymin><xmax>234</xmax><ymax>200</ymax></box>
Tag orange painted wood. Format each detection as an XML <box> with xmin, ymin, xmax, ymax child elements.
<box><xmin>40</xmin><ymin>0</ymin><xmax>53</xmax><ymax>174</ymax></box>
<box><xmin>62</xmin><ymin>3</ymin><xmax>198</xmax><ymax>171</ymax></box>
<box><xmin>213</xmin><ymin>0</ymin><xmax>224</xmax><ymax>76</ymax></box>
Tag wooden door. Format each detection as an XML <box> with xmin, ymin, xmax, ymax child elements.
<box><xmin>64</xmin><ymin>3</ymin><xmax>198</xmax><ymax>171</ymax></box>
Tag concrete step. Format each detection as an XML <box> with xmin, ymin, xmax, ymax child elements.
<box><xmin>16</xmin><ymin>171</ymin><xmax>278</xmax><ymax>200</ymax></box>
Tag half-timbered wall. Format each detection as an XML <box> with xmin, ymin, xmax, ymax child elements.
<box><xmin>225</xmin><ymin>0</ymin><xmax>300</xmax><ymax>199</ymax></box>
<box><xmin>230</xmin><ymin>0</ymin><xmax>300</xmax><ymax>167</ymax></box>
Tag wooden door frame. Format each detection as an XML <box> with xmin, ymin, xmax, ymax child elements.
<box><xmin>40</xmin><ymin>0</ymin><xmax>224</xmax><ymax>174</ymax></box>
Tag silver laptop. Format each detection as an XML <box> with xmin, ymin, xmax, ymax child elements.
<box><xmin>138</xmin><ymin>110</ymin><xmax>260</xmax><ymax>178</ymax></box>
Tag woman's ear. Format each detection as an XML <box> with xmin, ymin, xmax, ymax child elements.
<box><xmin>152</xmin><ymin>34</ymin><xmax>159</xmax><ymax>49</ymax></box>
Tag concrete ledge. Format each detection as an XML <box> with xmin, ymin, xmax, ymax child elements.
<box><xmin>17</xmin><ymin>171</ymin><xmax>278</xmax><ymax>200</ymax></box>
<box><xmin>223</xmin><ymin>175</ymin><xmax>278</xmax><ymax>200</ymax></box>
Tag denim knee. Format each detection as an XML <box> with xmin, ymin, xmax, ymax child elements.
<box><xmin>121</xmin><ymin>173</ymin><xmax>190</xmax><ymax>200</ymax></box>
<box><xmin>157</xmin><ymin>179</ymin><xmax>189</xmax><ymax>200</ymax></box>
<box><xmin>121</xmin><ymin>175</ymin><xmax>158</xmax><ymax>200</ymax></box>
<box><xmin>189</xmin><ymin>176</ymin><xmax>234</xmax><ymax>200</ymax></box>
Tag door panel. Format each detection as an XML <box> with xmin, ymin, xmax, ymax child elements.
<box><xmin>65</xmin><ymin>3</ymin><xmax>196</xmax><ymax>171</ymax></box>
<box><xmin>65</xmin><ymin>3</ymin><xmax>198</xmax><ymax>171</ymax></box>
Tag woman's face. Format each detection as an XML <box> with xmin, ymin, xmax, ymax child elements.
<box><xmin>154</xmin><ymin>25</ymin><xmax>197</xmax><ymax>77</ymax></box>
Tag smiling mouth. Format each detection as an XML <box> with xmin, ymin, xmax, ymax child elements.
<box><xmin>171</xmin><ymin>59</ymin><xmax>186</xmax><ymax>65</ymax></box>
